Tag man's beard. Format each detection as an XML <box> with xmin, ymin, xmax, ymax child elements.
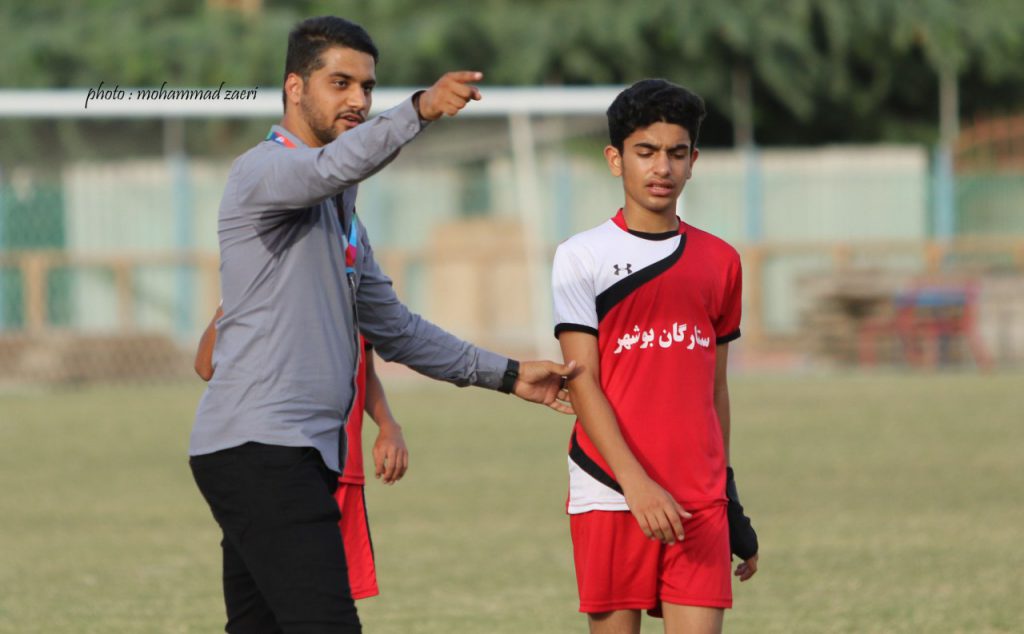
<box><xmin>300</xmin><ymin>96</ymin><xmax>339</xmax><ymax>146</ymax></box>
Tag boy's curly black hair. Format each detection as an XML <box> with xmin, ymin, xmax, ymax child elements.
<box><xmin>607</xmin><ymin>79</ymin><xmax>706</xmax><ymax>151</ymax></box>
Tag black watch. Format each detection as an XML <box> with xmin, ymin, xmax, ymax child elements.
<box><xmin>498</xmin><ymin>359</ymin><xmax>520</xmax><ymax>394</ymax></box>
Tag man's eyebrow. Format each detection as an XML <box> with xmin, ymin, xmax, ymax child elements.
<box><xmin>328</xmin><ymin>72</ymin><xmax>377</xmax><ymax>87</ymax></box>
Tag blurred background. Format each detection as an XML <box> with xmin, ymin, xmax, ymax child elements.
<box><xmin>1</xmin><ymin>1</ymin><xmax>1022</xmax><ymax>633</ymax></box>
<box><xmin>2</xmin><ymin>0</ymin><xmax>1024</xmax><ymax>377</ymax></box>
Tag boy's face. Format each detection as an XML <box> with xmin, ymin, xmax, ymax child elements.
<box><xmin>604</xmin><ymin>122</ymin><xmax>699</xmax><ymax>215</ymax></box>
<box><xmin>286</xmin><ymin>45</ymin><xmax>377</xmax><ymax>146</ymax></box>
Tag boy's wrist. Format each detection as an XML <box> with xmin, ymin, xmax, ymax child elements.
<box><xmin>615</xmin><ymin>465</ymin><xmax>651</xmax><ymax>490</ymax></box>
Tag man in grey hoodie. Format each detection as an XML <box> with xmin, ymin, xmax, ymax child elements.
<box><xmin>189</xmin><ymin>16</ymin><xmax>575</xmax><ymax>634</ymax></box>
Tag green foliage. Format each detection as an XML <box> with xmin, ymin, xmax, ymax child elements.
<box><xmin>1</xmin><ymin>0</ymin><xmax>1023</xmax><ymax>148</ymax></box>
<box><xmin>0</xmin><ymin>1</ymin><xmax>292</xmax><ymax>88</ymax></box>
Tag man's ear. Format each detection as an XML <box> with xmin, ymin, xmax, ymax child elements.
<box><xmin>604</xmin><ymin>145</ymin><xmax>623</xmax><ymax>177</ymax></box>
<box><xmin>284</xmin><ymin>73</ymin><xmax>304</xmax><ymax>109</ymax></box>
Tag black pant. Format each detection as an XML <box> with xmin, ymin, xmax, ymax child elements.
<box><xmin>190</xmin><ymin>442</ymin><xmax>360</xmax><ymax>633</ymax></box>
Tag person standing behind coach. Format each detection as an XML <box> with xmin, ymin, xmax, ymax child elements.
<box><xmin>189</xmin><ymin>16</ymin><xmax>576</xmax><ymax>634</ymax></box>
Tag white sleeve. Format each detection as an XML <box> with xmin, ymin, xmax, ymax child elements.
<box><xmin>552</xmin><ymin>242</ymin><xmax>598</xmax><ymax>338</ymax></box>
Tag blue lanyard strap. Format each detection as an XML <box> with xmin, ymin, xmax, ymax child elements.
<box><xmin>345</xmin><ymin>214</ymin><xmax>359</xmax><ymax>274</ymax></box>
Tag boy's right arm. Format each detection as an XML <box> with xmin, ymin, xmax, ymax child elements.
<box><xmin>558</xmin><ymin>331</ymin><xmax>691</xmax><ymax>545</ymax></box>
<box><xmin>363</xmin><ymin>351</ymin><xmax>409</xmax><ymax>485</ymax></box>
<box><xmin>194</xmin><ymin>306</ymin><xmax>222</xmax><ymax>381</ymax></box>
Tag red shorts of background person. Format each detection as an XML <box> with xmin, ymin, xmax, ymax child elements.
<box><xmin>334</xmin><ymin>482</ymin><xmax>379</xmax><ymax>600</ymax></box>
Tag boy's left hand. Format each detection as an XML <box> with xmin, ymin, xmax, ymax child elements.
<box><xmin>735</xmin><ymin>553</ymin><xmax>758</xmax><ymax>581</ymax></box>
<box><xmin>372</xmin><ymin>421</ymin><xmax>409</xmax><ymax>485</ymax></box>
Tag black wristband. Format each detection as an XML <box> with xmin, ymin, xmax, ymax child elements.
<box><xmin>411</xmin><ymin>90</ymin><xmax>429</xmax><ymax>123</ymax></box>
<box><xmin>498</xmin><ymin>359</ymin><xmax>519</xmax><ymax>394</ymax></box>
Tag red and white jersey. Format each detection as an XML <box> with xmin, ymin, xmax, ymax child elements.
<box><xmin>552</xmin><ymin>209</ymin><xmax>742</xmax><ymax>514</ymax></box>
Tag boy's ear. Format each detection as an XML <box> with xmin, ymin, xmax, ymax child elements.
<box><xmin>604</xmin><ymin>145</ymin><xmax>623</xmax><ymax>177</ymax></box>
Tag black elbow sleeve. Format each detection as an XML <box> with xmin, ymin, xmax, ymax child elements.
<box><xmin>726</xmin><ymin>466</ymin><xmax>759</xmax><ymax>560</ymax></box>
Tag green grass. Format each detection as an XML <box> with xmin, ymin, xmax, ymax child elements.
<box><xmin>1</xmin><ymin>373</ymin><xmax>1022</xmax><ymax>633</ymax></box>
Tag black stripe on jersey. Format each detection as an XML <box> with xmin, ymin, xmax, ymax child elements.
<box><xmin>717</xmin><ymin>329</ymin><xmax>741</xmax><ymax>345</ymax></box>
<box><xmin>555</xmin><ymin>323</ymin><xmax>599</xmax><ymax>338</ymax></box>
<box><xmin>569</xmin><ymin>429</ymin><xmax>623</xmax><ymax>494</ymax></box>
<box><xmin>628</xmin><ymin>228</ymin><xmax>679</xmax><ymax>241</ymax></box>
<box><xmin>595</xmin><ymin>233</ymin><xmax>688</xmax><ymax>322</ymax></box>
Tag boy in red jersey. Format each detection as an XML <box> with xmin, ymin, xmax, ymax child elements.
<box><xmin>552</xmin><ymin>79</ymin><xmax>758</xmax><ymax>634</ymax></box>
<box><xmin>195</xmin><ymin>312</ymin><xmax>407</xmax><ymax>601</ymax></box>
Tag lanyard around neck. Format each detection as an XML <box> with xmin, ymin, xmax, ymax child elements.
<box><xmin>265</xmin><ymin>129</ymin><xmax>296</xmax><ymax>148</ymax></box>
<box><xmin>266</xmin><ymin>128</ymin><xmax>358</xmax><ymax>273</ymax></box>
<box><xmin>344</xmin><ymin>217</ymin><xmax>359</xmax><ymax>274</ymax></box>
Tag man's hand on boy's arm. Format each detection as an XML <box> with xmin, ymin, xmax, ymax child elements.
<box><xmin>194</xmin><ymin>306</ymin><xmax>223</xmax><ymax>381</ymax></box>
<box><xmin>512</xmin><ymin>360</ymin><xmax>578</xmax><ymax>415</ymax></box>
<box><xmin>559</xmin><ymin>331</ymin><xmax>691</xmax><ymax>545</ymax></box>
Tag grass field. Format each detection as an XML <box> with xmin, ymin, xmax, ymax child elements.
<box><xmin>1</xmin><ymin>372</ymin><xmax>1022</xmax><ymax>633</ymax></box>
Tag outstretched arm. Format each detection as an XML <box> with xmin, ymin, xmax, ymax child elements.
<box><xmin>364</xmin><ymin>351</ymin><xmax>409</xmax><ymax>485</ymax></box>
<box><xmin>354</xmin><ymin>223</ymin><xmax>576</xmax><ymax>412</ymax></box>
<box><xmin>194</xmin><ymin>306</ymin><xmax>223</xmax><ymax>381</ymax></box>
<box><xmin>239</xmin><ymin>72</ymin><xmax>484</xmax><ymax>213</ymax></box>
<box><xmin>559</xmin><ymin>331</ymin><xmax>691</xmax><ymax>545</ymax></box>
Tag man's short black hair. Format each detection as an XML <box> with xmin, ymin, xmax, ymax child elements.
<box><xmin>607</xmin><ymin>79</ymin><xmax>707</xmax><ymax>151</ymax></box>
<box><xmin>282</xmin><ymin>16</ymin><xmax>379</xmax><ymax>106</ymax></box>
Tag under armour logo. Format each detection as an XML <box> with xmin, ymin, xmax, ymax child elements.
<box><xmin>613</xmin><ymin>263</ymin><xmax>633</xmax><ymax>276</ymax></box>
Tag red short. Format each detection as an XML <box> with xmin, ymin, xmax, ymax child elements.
<box><xmin>334</xmin><ymin>482</ymin><xmax>379</xmax><ymax>600</ymax></box>
<box><xmin>569</xmin><ymin>504</ymin><xmax>732</xmax><ymax>615</ymax></box>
